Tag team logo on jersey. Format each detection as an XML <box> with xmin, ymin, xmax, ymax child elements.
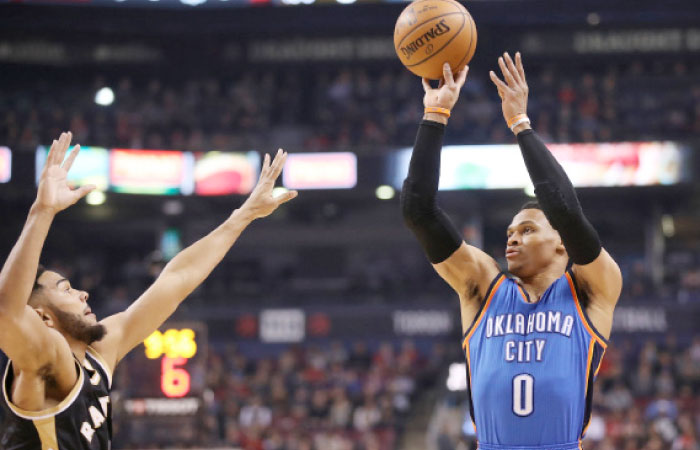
<box><xmin>485</xmin><ymin>311</ymin><xmax>574</xmax><ymax>338</ymax></box>
<box><xmin>485</xmin><ymin>311</ymin><xmax>575</xmax><ymax>364</ymax></box>
<box><xmin>82</xmin><ymin>359</ymin><xmax>101</xmax><ymax>386</ymax></box>
<box><xmin>81</xmin><ymin>396</ymin><xmax>110</xmax><ymax>444</ymax></box>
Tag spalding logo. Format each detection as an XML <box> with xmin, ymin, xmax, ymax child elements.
<box><xmin>400</xmin><ymin>19</ymin><xmax>451</xmax><ymax>60</ymax></box>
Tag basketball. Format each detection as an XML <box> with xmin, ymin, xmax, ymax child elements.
<box><xmin>394</xmin><ymin>0</ymin><xmax>477</xmax><ymax>80</ymax></box>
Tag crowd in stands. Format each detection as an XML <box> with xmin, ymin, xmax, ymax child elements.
<box><xmin>112</xmin><ymin>339</ymin><xmax>449</xmax><ymax>449</ymax></box>
<box><xmin>26</xmin><ymin>240</ymin><xmax>700</xmax><ymax>313</ymax></box>
<box><xmin>583</xmin><ymin>335</ymin><xmax>700</xmax><ymax>450</ymax></box>
<box><xmin>431</xmin><ymin>335</ymin><xmax>700</xmax><ymax>450</ymax></box>
<box><xmin>5</xmin><ymin>320</ymin><xmax>695</xmax><ymax>449</ymax></box>
<box><xmin>2</xmin><ymin>59</ymin><xmax>699</xmax><ymax>154</ymax></box>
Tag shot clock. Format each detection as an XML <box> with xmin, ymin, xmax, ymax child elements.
<box><xmin>143</xmin><ymin>327</ymin><xmax>198</xmax><ymax>398</ymax></box>
<box><xmin>116</xmin><ymin>322</ymin><xmax>208</xmax><ymax>446</ymax></box>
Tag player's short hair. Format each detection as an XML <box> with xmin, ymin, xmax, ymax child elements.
<box><xmin>519</xmin><ymin>200</ymin><xmax>542</xmax><ymax>211</ymax></box>
<box><xmin>28</xmin><ymin>264</ymin><xmax>48</xmax><ymax>307</ymax></box>
<box><xmin>34</xmin><ymin>264</ymin><xmax>47</xmax><ymax>290</ymax></box>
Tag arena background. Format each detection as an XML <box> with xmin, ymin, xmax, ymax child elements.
<box><xmin>0</xmin><ymin>0</ymin><xmax>699</xmax><ymax>448</ymax></box>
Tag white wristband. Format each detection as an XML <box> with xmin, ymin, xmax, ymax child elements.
<box><xmin>509</xmin><ymin>117</ymin><xmax>531</xmax><ymax>132</ymax></box>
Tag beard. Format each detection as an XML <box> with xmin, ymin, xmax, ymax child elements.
<box><xmin>49</xmin><ymin>306</ymin><xmax>107</xmax><ymax>344</ymax></box>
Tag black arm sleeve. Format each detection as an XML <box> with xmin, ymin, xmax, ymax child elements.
<box><xmin>517</xmin><ymin>129</ymin><xmax>602</xmax><ymax>265</ymax></box>
<box><xmin>400</xmin><ymin>120</ymin><xmax>463</xmax><ymax>264</ymax></box>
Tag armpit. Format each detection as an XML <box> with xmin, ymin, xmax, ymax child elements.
<box><xmin>575</xmin><ymin>277</ymin><xmax>592</xmax><ymax>309</ymax></box>
<box><xmin>464</xmin><ymin>280</ymin><xmax>481</xmax><ymax>303</ymax></box>
<box><xmin>36</xmin><ymin>363</ymin><xmax>61</xmax><ymax>389</ymax></box>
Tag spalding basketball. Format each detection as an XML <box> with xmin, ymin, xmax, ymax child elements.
<box><xmin>394</xmin><ymin>0</ymin><xmax>477</xmax><ymax>80</ymax></box>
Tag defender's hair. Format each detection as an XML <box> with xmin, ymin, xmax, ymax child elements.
<box><xmin>34</xmin><ymin>264</ymin><xmax>47</xmax><ymax>291</ymax></box>
<box><xmin>28</xmin><ymin>264</ymin><xmax>48</xmax><ymax>307</ymax></box>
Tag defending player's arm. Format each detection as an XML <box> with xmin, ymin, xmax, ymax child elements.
<box><xmin>490</xmin><ymin>52</ymin><xmax>622</xmax><ymax>337</ymax></box>
<box><xmin>401</xmin><ymin>63</ymin><xmax>500</xmax><ymax>330</ymax></box>
<box><xmin>94</xmin><ymin>150</ymin><xmax>298</xmax><ymax>371</ymax></box>
<box><xmin>0</xmin><ymin>133</ymin><xmax>94</xmax><ymax>378</ymax></box>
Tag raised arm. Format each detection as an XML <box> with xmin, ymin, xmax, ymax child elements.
<box><xmin>0</xmin><ymin>132</ymin><xmax>94</xmax><ymax>372</ymax></box>
<box><xmin>95</xmin><ymin>150</ymin><xmax>298</xmax><ymax>370</ymax></box>
<box><xmin>401</xmin><ymin>63</ymin><xmax>500</xmax><ymax>332</ymax></box>
<box><xmin>490</xmin><ymin>52</ymin><xmax>622</xmax><ymax>338</ymax></box>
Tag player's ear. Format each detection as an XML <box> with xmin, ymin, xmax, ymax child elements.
<box><xmin>556</xmin><ymin>238</ymin><xmax>567</xmax><ymax>256</ymax></box>
<box><xmin>34</xmin><ymin>307</ymin><xmax>55</xmax><ymax>328</ymax></box>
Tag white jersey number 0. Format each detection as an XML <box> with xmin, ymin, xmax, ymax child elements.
<box><xmin>512</xmin><ymin>374</ymin><xmax>534</xmax><ymax>416</ymax></box>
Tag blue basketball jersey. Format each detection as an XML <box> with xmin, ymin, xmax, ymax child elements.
<box><xmin>462</xmin><ymin>270</ymin><xmax>607</xmax><ymax>450</ymax></box>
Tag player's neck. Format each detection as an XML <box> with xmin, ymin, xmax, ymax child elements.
<box><xmin>63</xmin><ymin>334</ymin><xmax>89</xmax><ymax>364</ymax></box>
<box><xmin>518</xmin><ymin>265</ymin><xmax>566</xmax><ymax>302</ymax></box>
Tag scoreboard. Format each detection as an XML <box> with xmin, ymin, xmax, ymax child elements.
<box><xmin>116</xmin><ymin>322</ymin><xmax>207</xmax><ymax>446</ymax></box>
<box><xmin>143</xmin><ymin>327</ymin><xmax>198</xmax><ymax>398</ymax></box>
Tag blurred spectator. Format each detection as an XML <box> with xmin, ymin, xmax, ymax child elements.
<box><xmin>3</xmin><ymin>58</ymin><xmax>699</xmax><ymax>154</ymax></box>
<box><xmin>240</xmin><ymin>395</ymin><xmax>273</xmax><ymax>429</ymax></box>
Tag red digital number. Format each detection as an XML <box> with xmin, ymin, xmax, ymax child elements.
<box><xmin>161</xmin><ymin>356</ymin><xmax>190</xmax><ymax>398</ymax></box>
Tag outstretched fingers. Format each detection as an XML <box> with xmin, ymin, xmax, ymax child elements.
<box><xmin>515</xmin><ymin>52</ymin><xmax>527</xmax><ymax>85</ymax></box>
<box><xmin>255</xmin><ymin>149</ymin><xmax>287</xmax><ymax>197</ymax></box>
<box><xmin>275</xmin><ymin>189</ymin><xmax>298</xmax><ymax>206</ymax></box>
<box><xmin>422</xmin><ymin>77</ymin><xmax>432</xmax><ymax>93</ymax></box>
<box><xmin>46</xmin><ymin>139</ymin><xmax>59</xmax><ymax>167</ymax></box>
<box><xmin>72</xmin><ymin>184</ymin><xmax>96</xmax><ymax>201</ymax></box>
<box><xmin>55</xmin><ymin>132</ymin><xmax>71</xmax><ymax>165</ymax></box>
<box><xmin>489</xmin><ymin>70</ymin><xmax>509</xmax><ymax>94</ymax></box>
<box><xmin>498</xmin><ymin>56</ymin><xmax>517</xmax><ymax>88</ymax></box>
<box><xmin>46</xmin><ymin>134</ymin><xmax>64</xmax><ymax>167</ymax></box>
<box><xmin>62</xmin><ymin>144</ymin><xmax>81</xmax><ymax>172</ymax></box>
<box><xmin>260</xmin><ymin>153</ymin><xmax>272</xmax><ymax>179</ymax></box>
<box><xmin>456</xmin><ymin>65</ymin><xmax>469</xmax><ymax>88</ymax></box>
<box><xmin>46</xmin><ymin>131</ymin><xmax>73</xmax><ymax>167</ymax></box>
<box><xmin>269</xmin><ymin>149</ymin><xmax>287</xmax><ymax>180</ymax></box>
<box><xmin>503</xmin><ymin>52</ymin><xmax>522</xmax><ymax>86</ymax></box>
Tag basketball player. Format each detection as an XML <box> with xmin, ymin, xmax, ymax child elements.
<box><xmin>0</xmin><ymin>132</ymin><xmax>297</xmax><ymax>449</ymax></box>
<box><xmin>401</xmin><ymin>54</ymin><xmax>622</xmax><ymax>449</ymax></box>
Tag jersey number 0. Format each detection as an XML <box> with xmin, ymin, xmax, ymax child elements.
<box><xmin>512</xmin><ymin>374</ymin><xmax>534</xmax><ymax>416</ymax></box>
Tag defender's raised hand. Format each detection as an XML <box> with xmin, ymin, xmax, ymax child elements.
<box><xmin>241</xmin><ymin>149</ymin><xmax>298</xmax><ymax>219</ymax></box>
<box><xmin>489</xmin><ymin>51</ymin><xmax>531</xmax><ymax>131</ymax></box>
<box><xmin>36</xmin><ymin>132</ymin><xmax>95</xmax><ymax>214</ymax></box>
<box><xmin>422</xmin><ymin>63</ymin><xmax>469</xmax><ymax>119</ymax></box>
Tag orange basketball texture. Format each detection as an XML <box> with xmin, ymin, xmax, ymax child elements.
<box><xmin>394</xmin><ymin>0</ymin><xmax>477</xmax><ymax>80</ymax></box>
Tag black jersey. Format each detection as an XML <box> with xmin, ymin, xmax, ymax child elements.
<box><xmin>0</xmin><ymin>347</ymin><xmax>112</xmax><ymax>450</ymax></box>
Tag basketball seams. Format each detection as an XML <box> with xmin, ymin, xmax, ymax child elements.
<box><xmin>467</xmin><ymin>13</ymin><xmax>477</xmax><ymax>60</ymax></box>
<box><xmin>454</xmin><ymin>13</ymin><xmax>476</xmax><ymax>72</ymax></box>
<box><xmin>395</xmin><ymin>11</ymin><xmax>466</xmax><ymax>49</ymax></box>
<box><xmin>403</xmin><ymin>13</ymin><xmax>467</xmax><ymax>69</ymax></box>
